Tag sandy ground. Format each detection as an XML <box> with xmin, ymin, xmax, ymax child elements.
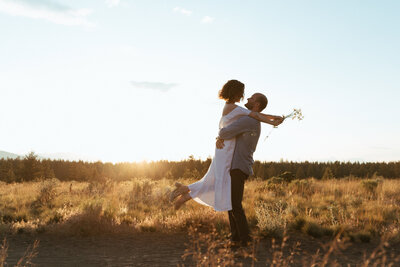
<box><xmin>2</xmin><ymin>232</ymin><xmax>400</xmax><ymax>266</ymax></box>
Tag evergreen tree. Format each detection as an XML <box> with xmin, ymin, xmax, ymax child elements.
<box><xmin>22</xmin><ymin>152</ymin><xmax>43</xmax><ymax>181</ymax></box>
<box><xmin>322</xmin><ymin>167</ymin><xmax>335</xmax><ymax>180</ymax></box>
<box><xmin>295</xmin><ymin>166</ymin><xmax>306</xmax><ymax>179</ymax></box>
<box><xmin>0</xmin><ymin>160</ymin><xmax>16</xmax><ymax>182</ymax></box>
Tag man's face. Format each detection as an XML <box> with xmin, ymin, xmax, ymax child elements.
<box><xmin>245</xmin><ymin>94</ymin><xmax>259</xmax><ymax>110</ymax></box>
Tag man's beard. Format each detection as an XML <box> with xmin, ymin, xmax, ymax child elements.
<box><xmin>245</xmin><ymin>102</ymin><xmax>252</xmax><ymax>109</ymax></box>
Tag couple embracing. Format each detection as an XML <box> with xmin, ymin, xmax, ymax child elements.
<box><xmin>170</xmin><ymin>80</ymin><xmax>284</xmax><ymax>247</ymax></box>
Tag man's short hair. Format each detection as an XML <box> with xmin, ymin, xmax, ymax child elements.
<box><xmin>255</xmin><ymin>93</ymin><xmax>268</xmax><ymax>111</ymax></box>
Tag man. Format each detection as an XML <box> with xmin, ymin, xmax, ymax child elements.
<box><xmin>216</xmin><ymin>93</ymin><xmax>283</xmax><ymax>247</ymax></box>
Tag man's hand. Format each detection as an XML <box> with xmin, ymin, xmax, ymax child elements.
<box><xmin>271</xmin><ymin>116</ymin><xmax>284</xmax><ymax>127</ymax></box>
<box><xmin>216</xmin><ymin>137</ymin><xmax>225</xmax><ymax>149</ymax></box>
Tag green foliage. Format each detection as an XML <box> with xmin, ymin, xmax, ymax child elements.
<box><xmin>295</xmin><ymin>166</ymin><xmax>306</xmax><ymax>179</ymax></box>
<box><xmin>1</xmin><ymin>155</ymin><xmax>400</xmax><ymax>183</ymax></box>
<box><xmin>22</xmin><ymin>152</ymin><xmax>43</xmax><ymax>181</ymax></box>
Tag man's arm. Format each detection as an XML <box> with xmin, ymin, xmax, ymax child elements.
<box><xmin>218</xmin><ymin>116</ymin><xmax>257</xmax><ymax>140</ymax></box>
<box><xmin>248</xmin><ymin>112</ymin><xmax>284</xmax><ymax>126</ymax></box>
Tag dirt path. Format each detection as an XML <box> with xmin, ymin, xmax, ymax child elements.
<box><xmin>3</xmin><ymin>232</ymin><xmax>189</xmax><ymax>266</ymax></box>
<box><xmin>2</xmin><ymin>232</ymin><xmax>400</xmax><ymax>266</ymax></box>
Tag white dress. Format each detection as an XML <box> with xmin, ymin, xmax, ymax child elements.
<box><xmin>188</xmin><ymin>106</ymin><xmax>251</xmax><ymax>211</ymax></box>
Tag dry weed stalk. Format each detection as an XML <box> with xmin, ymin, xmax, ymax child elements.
<box><xmin>267</xmin><ymin>230</ymin><xmax>300</xmax><ymax>267</ymax></box>
<box><xmin>0</xmin><ymin>238</ymin><xmax>39</xmax><ymax>267</ymax></box>
<box><xmin>0</xmin><ymin>238</ymin><xmax>8</xmax><ymax>267</ymax></box>
<box><xmin>15</xmin><ymin>239</ymin><xmax>39</xmax><ymax>267</ymax></box>
<box><xmin>180</xmin><ymin>223</ymin><xmax>257</xmax><ymax>267</ymax></box>
<box><xmin>308</xmin><ymin>231</ymin><xmax>346</xmax><ymax>267</ymax></box>
<box><xmin>361</xmin><ymin>235</ymin><xmax>400</xmax><ymax>267</ymax></box>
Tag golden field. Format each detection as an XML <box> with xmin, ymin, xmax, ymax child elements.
<box><xmin>0</xmin><ymin>175</ymin><xmax>399</xmax><ymax>243</ymax></box>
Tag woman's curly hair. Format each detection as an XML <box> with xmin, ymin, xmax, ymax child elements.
<box><xmin>218</xmin><ymin>80</ymin><xmax>245</xmax><ymax>102</ymax></box>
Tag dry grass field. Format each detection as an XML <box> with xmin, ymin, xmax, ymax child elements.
<box><xmin>0</xmin><ymin>176</ymin><xmax>399</xmax><ymax>266</ymax></box>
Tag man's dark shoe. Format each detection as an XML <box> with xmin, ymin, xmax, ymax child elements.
<box><xmin>240</xmin><ymin>238</ymin><xmax>253</xmax><ymax>247</ymax></box>
<box><xmin>240</xmin><ymin>241</ymin><xmax>250</xmax><ymax>248</ymax></box>
<box><xmin>233</xmin><ymin>246</ymin><xmax>253</xmax><ymax>258</ymax></box>
<box><xmin>228</xmin><ymin>240</ymin><xmax>241</xmax><ymax>250</ymax></box>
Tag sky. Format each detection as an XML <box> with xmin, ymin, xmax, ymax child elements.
<box><xmin>0</xmin><ymin>0</ymin><xmax>399</xmax><ymax>163</ymax></box>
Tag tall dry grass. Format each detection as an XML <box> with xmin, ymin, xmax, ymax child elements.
<box><xmin>181</xmin><ymin>229</ymin><xmax>400</xmax><ymax>266</ymax></box>
<box><xmin>0</xmin><ymin>176</ymin><xmax>399</xmax><ymax>242</ymax></box>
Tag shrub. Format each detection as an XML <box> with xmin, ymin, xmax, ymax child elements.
<box><xmin>289</xmin><ymin>179</ymin><xmax>315</xmax><ymax>196</ymax></box>
<box><xmin>31</xmin><ymin>178</ymin><xmax>59</xmax><ymax>214</ymax></box>
<box><xmin>302</xmin><ymin>220</ymin><xmax>333</xmax><ymax>238</ymax></box>
<box><xmin>128</xmin><ymin>181</ymin><xmax>154</xmax><ymax>210</ymax></box>
<box><xmin>289</xmin><ymin>216</ymin><xmax>306</xmax><ymax>231</ymax></box>
<box><xmin>279</xmin><ymin>171</ymin><xmax>295</xmax><ymax>182</ymax></box>
<box><xmin>289</xmin><ymin>216</ymin><xmax>333</xmax><ymax>238</ymax></box>
<box><xmin>361</xmin><ymin>178</ymin><xmax>382</xmax><ymax>195</ymax></box>
<box><xmin>255</xmin><ymin>200</ymin><xmax>288</xmax><ymax>237</ymax></box>
<box><xmin>37</xmin><ymin>179</ymin><xmax>58</xmax><ymax>206</ymax></box>
<box><xmin>349</xmin><ymin>231</ymin><xmax>372</xmax><ymax>243</ymax></box>
<box><xmin>86</xmin><ymin>178</ymin><xmax>114</xmax><ymax>195</ymax></box>
<box><xmin>58</xmin><ymin>203</ymin><xmax>119</xmax><ymax>236</ymax></box>
<box><xmin>268</xmin><ymin>176</ymin><xmax>285</xmax><ymax>184</ymax></box>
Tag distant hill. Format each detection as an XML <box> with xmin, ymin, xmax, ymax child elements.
<box><xmin>39</xmin><ymin>152</ymin><xmax>100</xmax><ymax>162</ymax></box>
<box><xmin>0</xmin><ymin>150</ymin><xmax>99</xmax><ymax>162</ymax></box>
<box><xmin>0</xmin><ymin>151</ymin><xmax>21</xmax><ymax>159</ymax></box>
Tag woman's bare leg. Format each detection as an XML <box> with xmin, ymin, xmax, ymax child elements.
<box><xmin>174</xmin><ymin>192</ymin><xmax>192</xmax><ymax>210</ymax></box>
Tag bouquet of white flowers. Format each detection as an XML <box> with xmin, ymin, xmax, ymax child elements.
<box><xmin>283</xmin><ymin>108</ymin><xmax>304</xmax><ymax>121</ymax></box>
<box><xmin>264</xmin><ymin>108</ymin><xmax>304</xmax><ymax>141</ymax></box>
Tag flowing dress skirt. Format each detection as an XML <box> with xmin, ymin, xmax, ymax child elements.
<box><xmin>188</xmin><ymin>138</ymin><xmax>236</xmax><ymax>211</ymax></box>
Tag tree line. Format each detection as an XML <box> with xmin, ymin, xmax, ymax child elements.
<box><xmin>0</xmin><ymin>152</ymin><xmax>399</xmax><ymax>183</ymax></box>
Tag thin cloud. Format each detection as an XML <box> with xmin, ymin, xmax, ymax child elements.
<box><xmin>0</xmin><ymin>0</ymin><xmax>94</xmax><ymax>28</ymax></box>
<box><xmin>105</xmin><ymin>0</ymin><xmax>120</xmax><ymax>8</ymax></box>
<box><xmin>173</xmin><ymin>6</ymin><xmax>192</xmax><ymax>16</ymax></box>
<box><xmin>370</xmin><ymin>146</ymin><xmax>392</xmax><ymax>151</ymax></box>
<box><xmin>131</xmin><ymin>81</ymin><xmax>178</xmax><ymax>92</ymax></box>
<box><xmin>201</xmin><ymin>16</ymin><xmax>214</xmax><ymax>24</ymax></box>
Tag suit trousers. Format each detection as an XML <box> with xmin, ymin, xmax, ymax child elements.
<box><xmin>228</xmin><ymin>169</ymin><xmax>250</xmax><ymax>244</ymax></box>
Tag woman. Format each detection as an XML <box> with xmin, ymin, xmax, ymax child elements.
<box><xmin>171</xmin><ymin>80</ymin><xmax>283</xmax><ymax>210</ymax></box>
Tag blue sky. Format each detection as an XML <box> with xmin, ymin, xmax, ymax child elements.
<box><xmin>0</xmin><ymin>0</ymin><xmax>399</xmax><ymax>163</ymax></box>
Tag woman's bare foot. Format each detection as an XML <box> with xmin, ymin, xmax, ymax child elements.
<box><xmin>174</xmin><ymin>192</ymin><xmax>191</xmax><ymax>210</ymax></box>
<box><xmin>169</xmin><ymin>182</ymin><xmax>189</xmax><ymax>202</ymax></box>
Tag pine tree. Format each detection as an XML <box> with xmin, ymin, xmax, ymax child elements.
<box><xmin>22</xmin><ymin>152</ymin><xmax>43</xmax><ymax>181</ymax></box>
<box><xmin>322</xmin><ymin>167</ymin><xmax>335</xmax><ymax>180</ymax></box>
<box><xmin>295</xmin><ymin>166</ymin><xmax>306</xmax><ymax>179</ymax></box>
<box><xmin>0</xmin><ymin>160</ymin><xmax>16</xmax><ymax>182</ymax></box>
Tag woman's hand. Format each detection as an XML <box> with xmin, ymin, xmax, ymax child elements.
<box><xmin>216</xmin><ymin>137</ymin><xmax>225</xmax><ymax>149</ymax></box>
